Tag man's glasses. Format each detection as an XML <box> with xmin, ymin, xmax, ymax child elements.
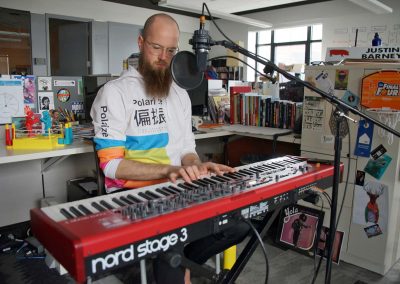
<box><xmin>145</xmin><ymin>40</ymin><xmax>179</xmax><ymax>57</ymax></box>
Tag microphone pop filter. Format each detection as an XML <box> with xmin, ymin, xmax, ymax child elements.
<box><xmin>170</xmin><ymin>51</ymin><xmax>204</xmax><ymax>90</ymax></box>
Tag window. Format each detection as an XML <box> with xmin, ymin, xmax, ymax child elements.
<box><xmin>0</xmin><ymin>8</ymin><xmax>32</xmax><ymax>75</ymax></box>
<box><xmin>247</xmin><ymin>24</ymin><xmax>322</xmax><ymax>82</ymax></box>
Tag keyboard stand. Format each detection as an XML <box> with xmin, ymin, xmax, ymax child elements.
<box><xmin>218</xmin><ymin>204</ymin><xmax>283</xmax><ymax>284</ymax></box>
<box><xmin>179</xmin><ymin>204</ymin><xmax>283</xmax><ymax>283</ymax></box>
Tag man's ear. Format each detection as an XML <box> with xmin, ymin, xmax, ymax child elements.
<box><xmin>138</xmin><ymin>35</ymin><xmax>144</xmax><ymax>51</ymax></box>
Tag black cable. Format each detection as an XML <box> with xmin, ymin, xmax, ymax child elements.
<box><xmin>243</xmin><ymin>219</ymin><xmax>269</xmax><ymax>284</ymax></box>
<box><xmin>311</xmin><ymin>195</ymin><xmax>324</xmax><ymax>284</ymax></box>
<box><xmin>203</xmin><ymin>3</ymin><xmax>272</xmax><ymax>65</ymax></box>
<box><xmin>335</xmin><ymin>118</ymin><xmax>351</xmax><ymax>229</ymax></box>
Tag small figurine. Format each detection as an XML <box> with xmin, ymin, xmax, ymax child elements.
<box><xmin>24</xmin><ymin>106</ymin><xmax>40</xmax><ymax>137</ymax></box>
<box><xmin>40</xmin><ymin>110</ymin><xmax>52</xmax><ymax>135</ymax></box>
<box><xmin>49</xmin><ymin>109</ymin><xmax>61</xmax><ymax>129</ymax></box>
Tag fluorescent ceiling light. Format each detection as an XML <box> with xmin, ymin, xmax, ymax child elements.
<box><xmin>158</xmin><ymin>0</ymin><xmax>272</xmax><ymax>28</ymax></box>
<box><xmin>348</xmin><ymin>0</ymin><xmax>393</xmax><ymax>14</ymax></box>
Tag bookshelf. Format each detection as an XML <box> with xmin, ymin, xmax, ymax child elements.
<box><xmin>215</xmin><ymin>66</ymin><xmax>243</xmax><ymax>86</ymax></box>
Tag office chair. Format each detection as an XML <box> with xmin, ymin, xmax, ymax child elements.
<box><xmin>91</xmin><ymin>140</ymin><xmax>106</xmax><ymax>196</ymax></box>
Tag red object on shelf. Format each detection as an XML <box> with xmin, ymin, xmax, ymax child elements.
<box><xmin>229</xmin><ymin>86</ymin><xmax>252</xmax><ymax>124</ymax></box>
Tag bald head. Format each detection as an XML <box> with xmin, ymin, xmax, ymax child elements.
<box><xmin>142</xmin><ymin>13</ymin><xmax>180</xmax><ymax>39</ymax></box>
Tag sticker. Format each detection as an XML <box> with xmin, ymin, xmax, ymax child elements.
<box><xmin>341</xmin><ymin>90</ymin><xmax>360</xmax><ymax>108</ymax></box>
<box><xmin>354</xmin><ymin>120</ymin><xmax>373</xmax><ymax>157</ymax></box>
<box><xmin>364</xmin><ymin>224</ymin><xmax>382</xmax><ymax>238</ymax></box>
<box><xmin>364</xmin><ymin>154</ymin><xmax>392</xmax><ymax>180</ymax></box>
<box><xmin>355</xmin><ymin>170</ymin><xmax>365</xmax><ymax>186</ymax></box>
<box><xmin>370</xmin><ymin>144</ymin><xmax>387</xmax><ymax>160</ymax></box>
<box><xmin>54</xmin><ymin>80</ymin><xmax>75</xmax><ymax>87</ymax></box>
<box><xmin>361</xmin><ymin>70</ymin><xmax>400</xmax><ymax>109</ymax></box>
<box><xmin>335</xmin><ymin>69</ymin><xmax>349</xmax><ymax>90</ymax></box>
<box><xmin>321</xmin><ymin>135</ymin><xmax>334</xmax><ymax>144</ymax></box>
<box><xmin>57</xmin><ymin>88</ymin><xmax>71</xmax><ymax>103</ymax></box>
<box><xmin>71</xmin><ymin>101</ymin><xmax>84</xmax><ymax>113</ymax></box>
<box><xmin>38</xmin><ymin>77</ymin><xmax>52</xmax><ymax>91</ymax></box>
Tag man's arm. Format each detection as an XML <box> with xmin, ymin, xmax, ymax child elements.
<box><xmin>115</xmin><ymin>159</ymin><xmax>181</xmax><ymax>181</ymax></box>
<box><xmin>115</xmin><ymin>152</ymin><xmax>235</xmax><ymax>184</ymax></box>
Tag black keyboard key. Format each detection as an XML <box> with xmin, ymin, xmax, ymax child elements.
<box><xmin>69</xmin><ymin>206</ymin><xmax>84</xmax><ymax>218</ymax></box>
<box><xmin>127</xmin><ymin>194</ymin><xmax>143</xmax><ymax>203</ymax></box>
<box><xmin>91</xmin><ymin>202</ymin><xmax>106</xmax><ymax>212</ymax></box>
<box><xmin>202</xmin><ymin>178</ymin><xmax>218</xmax><ymax>185</ymax></box>
<box><xmin>112</xmin><ymin>197</ymin><xmax>127</xmax><ymax>207</ymax></box>
<box><xmin>120</xmin><ymin>196</ymin><xmax>134</xmax><ymax>205</ymax></box>
<box><xmin>178</xmin><ymin>183</ymin><xmax>193</xmax><ymax>191</ymax></box>
<box><xmin>156</xmin><ymin>188</ymin><xmax>172</xmax><ymax>196</ymax></box>
<box><xmin>160</xmin><ymin>187</ymin><xmax>177</xmax><ymax>195</ymax></box>
<box><xmin>78</xmin><ymin>204</ymin><xmax>93</xmax><ymax>215</ymax></box>
<box><xmin>138</xmin><ymin>192</ymin><xmax>154</xmax><ymax>201</ymax></box>
<box><xmin>168</xmin><ymin>186</ymin><xmax>182</xmax><ymax>193</ymax></box>
<box><xmin>100</xmin><ymin>200</ymin><xmax>115</xmax><ymax>210</ymax></box>
<box><xmin>145</xmin><ymin>191</ymin><xmax>161</xmax><ymax>199</ymax></box>
<box><xmin>192</xmin><ymin>180</ymin><xmax>209</xmax><ymax>187</ymax></box>
<box><xmin>60</xmin><ymin>208</ymin><xmax>74</xmax><ymax>219</ymax></box>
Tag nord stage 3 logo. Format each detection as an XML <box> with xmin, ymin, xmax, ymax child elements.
<box><xmin>86</xmin><ymin>227</ymin><xmax>188</xmax><ymax>276</ymax></box>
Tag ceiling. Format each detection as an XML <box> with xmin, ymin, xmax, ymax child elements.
<box><xmin>102</xmin><ymin>0</ymin><xmax>333</xmax><ymax>16</ymax></box>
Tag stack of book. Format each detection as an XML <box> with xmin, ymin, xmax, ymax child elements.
<box><xmin>230</xmin><ymin>86</ymin><xmax>303</xmax><ymax>130</ymax></box>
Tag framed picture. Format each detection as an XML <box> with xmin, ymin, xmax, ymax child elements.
<box><xmin>276</xmin><ymin>204</ymin><xmax>324</xmax><ymax>255</ymax></box>
<box><xmin>317</xmin><ymin>226</ymin><xmax>345</xmax><ymax>264</ymax></box>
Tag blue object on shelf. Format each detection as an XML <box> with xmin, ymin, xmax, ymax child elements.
<box><xmin>372</xmin><ymin>33</ymin><xmax>381</xmax><ymax>46</ymax></box>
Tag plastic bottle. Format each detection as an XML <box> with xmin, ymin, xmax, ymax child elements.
<box><xmin>372</xmin><ymin>33</ymin><xmax>381</xmax><ymax>46</ymax></box>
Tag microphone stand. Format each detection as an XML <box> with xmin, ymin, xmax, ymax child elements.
<box><xmin>215</xmin><ymin>40</ymin><xmax>400</xmax><ymax>284</ymax></box>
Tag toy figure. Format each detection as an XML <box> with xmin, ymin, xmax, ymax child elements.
<box><xmin>40</xmin><ymin>111</ymin><xmax>52</xmax><ymax>135</ymax></box>
<box><xmin>49</xmin><ymin>109</ymin><xmax>61</xmax><ymax>128</ymax></box>
<box><xmin>24</xmin><ymin>106</ymin><xmax>40</xmax><ymax>137</ymax></box>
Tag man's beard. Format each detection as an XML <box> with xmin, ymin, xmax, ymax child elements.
<box><xmin>138</xmin><ymin>53</ymin><xmax>172</xmax><ymax>98</ymax></box>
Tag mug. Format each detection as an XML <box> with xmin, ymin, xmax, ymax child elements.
<box><xmin>191</xmin><ymin>116</ymin><xmax>203</xmax><ymax>129</ymax></box>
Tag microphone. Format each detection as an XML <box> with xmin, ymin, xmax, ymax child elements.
<box><xmin>170</xmin><ymin>15</ymin><xmax>214</xmax><ymax>90</ymax></box>
<box><xmin>189</xmin><ymin>15</ymin><xmax>214</xmax><ymax>72</ymax></box>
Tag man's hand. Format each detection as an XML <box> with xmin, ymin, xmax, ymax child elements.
<box><xmin>167</xmin><ymin>162</ymin><xmax>235</xmax><ymax>183</ymax></box>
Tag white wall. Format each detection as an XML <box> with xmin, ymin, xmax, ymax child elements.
<box><xmin>0</xmin><ymin>0</ymin><xmax>198</xmax><ymax>33</ymax></box>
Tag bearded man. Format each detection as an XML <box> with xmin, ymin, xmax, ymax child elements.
<box><xmin>91</xmin><ymin>13</ymin><xmax>248</xmax><ymax>284</ymax></box>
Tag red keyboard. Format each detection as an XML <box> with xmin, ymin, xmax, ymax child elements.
<box><xmin>30</xmin><ymin>156</ymin><xmax>339</xmax><ymax>282</ymax></box>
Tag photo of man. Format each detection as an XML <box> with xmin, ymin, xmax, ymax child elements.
<box><xmin>41</xmin><ymin>96</ymin><xmax>50</xmax><ymax>110</ymax></box>
<box><xmin>38</xmin><ymin>93</ymin><xmax>54</xmax><ymax>112</ymax></box>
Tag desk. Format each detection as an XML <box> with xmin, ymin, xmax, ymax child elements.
<box><xmin>0</xmin><ymin>126</ymin><xmax>300</xmax><ymax>227</ymax></box>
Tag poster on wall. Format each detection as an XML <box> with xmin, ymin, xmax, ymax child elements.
<box><xmin>317</xmin><ymin>226</ymin><xmax>344</xmax><ymax>264</ymax></box>
<box><xmin>352</xmin><ymin>178</ymin><xmax>388</xmax><ymax>238</ymax></box>
<box><xmin>38</xmin><ymin>92</ymin><xmax>55</xmax><ymax>113</ymax></box>
<box><xmin>11</xmin><ymin>75</ymin><xmax>36</xmax><ymax>108</ymax></box>
<box><xmin>276</xmin><ymin>204</ymin><xmax>324</xmax><ymax>255</ymax></box>
<box><xmin>361</xmin><ymin>70</ymin><xmax>400</xmax><ymax>109</ymax></box>
<box><xmin>0</xmin><ymin>78</ymin><xmax>24</xmax><ymax>124</ymax></box>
